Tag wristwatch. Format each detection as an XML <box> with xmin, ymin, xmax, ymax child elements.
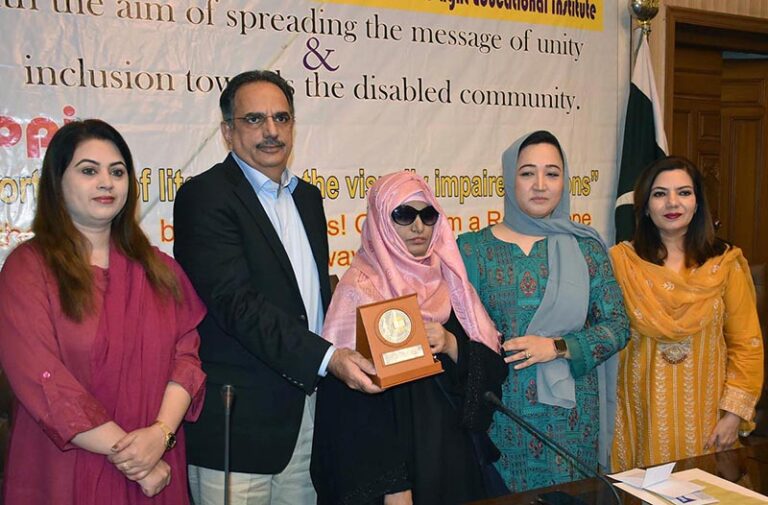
<box><xmin>154</xmin><ymin>420</ymin><xmax>177</xmax><ymax>451</ymax></box>
<box><xmin>553</xmin><ymin>338</ymin><xmax>568</xmax><ymax>359</ymax></box>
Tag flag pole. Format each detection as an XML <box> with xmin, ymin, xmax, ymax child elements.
<box><xmin>614</xmin><ymin>0</ymin><xmax>667</xmax><ymax>245</ymax></box>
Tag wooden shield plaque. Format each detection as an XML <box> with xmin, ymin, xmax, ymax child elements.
<box><xmin>356</xmin><ymin>293</ymin><xmax>443</xmax><ymax>389</ymax></box>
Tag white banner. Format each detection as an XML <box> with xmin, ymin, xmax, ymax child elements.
<box><xmin>1</xmin><ymin>0</ymin><xmax>623</xmax><ymax>274</ymax></box>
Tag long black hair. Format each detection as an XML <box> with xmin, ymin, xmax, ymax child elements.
<box><xmin>632</xmin><ymin>155</ymin><xmax>726</xmax><ymax>267</ymax></box>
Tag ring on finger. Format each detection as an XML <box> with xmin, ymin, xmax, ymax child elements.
<box><xmin>524</xmin><ymin>350</ymin><xmax>531</xmax><ymax>359</ymax></box>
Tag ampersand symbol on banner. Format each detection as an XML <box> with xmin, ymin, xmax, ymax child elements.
<box><xmin>303</xmin><ymin>37</ymin><xmax>340</xmax><ymax>72</ymax></box>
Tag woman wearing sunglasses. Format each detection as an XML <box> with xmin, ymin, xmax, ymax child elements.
<box><xmin>458</xmin><ymin>131</ymin><xmax>629</xmax><ymax>492</ymax></box>
<box><xmin>311</xmin><ymin>171</ymin><xmax>507</xmax><ymax>505</ymax></box>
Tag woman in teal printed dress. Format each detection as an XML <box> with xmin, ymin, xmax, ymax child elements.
<box><xmin>458</xmin><ymin>130</ymin><xmax>629</xmax><ymax>492</ymax></box>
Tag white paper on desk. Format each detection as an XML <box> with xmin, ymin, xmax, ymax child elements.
<box><xmin>612</xmin><ymin>468</ymin><xmax>768</xmax><ymax>505</ymax></box>
<box><xmin>665</xmin><ymin>491</ymin><xmax>718</xmax><ymax>505</ymax></box>
<box><xmin>649</xmin><ymin>479</ymin><xmax>706</xmax><ymax>499</ymax></box>
<box><xmin>609</xmin><ymin>463</ymin><xmax>704</xmax><ymax>498</ymax></box>
<box><xmin>610</xmin><ymin>462</ymin><xmax>675</xmax><ymax>488</ymax></box>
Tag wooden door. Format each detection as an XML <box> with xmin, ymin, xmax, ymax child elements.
<box><xmin>721</xmin><ymin>59</ymin><xmax>768</xmax><ymax>264</ymax></box>
<box><xmin>671</xmin><ymin>46</ymin><xmax>724</xmax><ymax>234</ymax></box>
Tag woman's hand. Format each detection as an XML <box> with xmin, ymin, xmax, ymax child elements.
<box><xmin>424</xmin><ymin>322</ymin><xmax>458</xmax><ymax>362</ymax></box>
<box><xmin>503</xmin><ymin>335</ymin><xmax>559</xmax><ymax>369</ymax></box>
<box><xmin>108</xmin><ymin>424</ymin><xmax>167</xmax><ymax>480</ymax></box>
<box><xmin>705</xmin><ymin>412</ymin><xmax>741</xmax><ymax>452</ymax></box>
<box><xmin>137</xmin><ymin>459</ymin><xmax>171</xmax><ymax>497</ymax></box>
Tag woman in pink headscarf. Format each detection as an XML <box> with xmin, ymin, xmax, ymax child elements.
<box><xmin>310</xmin><ymin>172</ymin><xmax>507</xmax><ymax>505</ymax></box>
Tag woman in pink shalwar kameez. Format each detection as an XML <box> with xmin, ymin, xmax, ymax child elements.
<box><xmin>0</xmin><ymin>119</ymin><xmax>206</xmax><ymax>505</ymax></box>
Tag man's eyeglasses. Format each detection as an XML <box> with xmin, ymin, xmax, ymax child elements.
<box><xmin>232</xmin><ymin>112</ymin><xmax>294</xmax><ymax>128</ymax></box>
<box><xmin>391</xmin><ymin>205</ymin><xmax>440</xmax><ymax>226</ymax></box>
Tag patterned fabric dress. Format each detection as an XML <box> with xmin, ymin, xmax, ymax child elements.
<box><xmin>610</xmin><ymin>242</ymin><xmax>763</xmax><ymax>472</ymax></box>
<box><xmin>459</xmin><ymin>228</ymin><xmax>629</xmax><ymax>492</ymax></box>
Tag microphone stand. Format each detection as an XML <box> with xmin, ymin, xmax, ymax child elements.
<box><xmin>221</xmin><ymin>385</ymin><xmax>235</xmax><ymax>505</ymax></box>
<box><xmin>483</xmin><ymin>391</ymin><xmax>621</xmax><ymax>505</ymax></box>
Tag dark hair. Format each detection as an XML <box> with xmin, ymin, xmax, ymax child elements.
<box><xmin>632</xmin><ymin>155</ymin><xmax>726</xmax><ymax>267</ymax></box>
<box><xmin>219</xmin><ymin>70</ymin><xmax>295</xmax><ymax>122</ymax></box>
<box><xmin>33</xmin><ymin>119</ymin><xmax>181</xmax><ymax>321</ymax></box>
<box><xmin>518</xmin><ymin>130</ymin><xmax>565</xmax><ymax>163</ymax></box>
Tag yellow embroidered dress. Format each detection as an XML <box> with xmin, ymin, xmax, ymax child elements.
<box><xmin>610</xmin><ymin>242</ymin><xmax>763</xmax><ymax>471</ymax></box>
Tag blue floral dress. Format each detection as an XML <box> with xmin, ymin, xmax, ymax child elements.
<box><xmin>458</xmin><ymin>227</ymin><xmax>628</xmax><ymax>492</ymax></box>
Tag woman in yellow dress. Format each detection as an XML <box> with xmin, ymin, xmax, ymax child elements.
<box><xmin>610</xmin><ymin>156</ymin><xmax>764</xmax><ymax>471</ymax></box>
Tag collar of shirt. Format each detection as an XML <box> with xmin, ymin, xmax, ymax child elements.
<box><xmin>231</xmin><ymin>151</ymin><xmax>298</xmax><ymax>198</ymax></box>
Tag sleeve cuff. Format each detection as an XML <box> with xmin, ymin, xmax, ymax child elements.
<box><xmin>40</xmin><ymin>377</ymin><xmax>111</xmax><ymax>450</ymax></box>
<box><xmin>170</xmin><ymin>361</ymin><xmax>208</xmax><ymax>421</ymax></box>
<box><xmin>452</xmin><ymin>332</ymin><xmax>470</xmax><ymax>378</ymax></box>
<box><xmin>563</xmin><ymin>334</ymin><xmax>587</xmax><ymax>378</ymax></box>
<box><xmin>318</xmin><ymin>346</ymin><xmax>336</xmax><ymax>377</ymax></box>
<box><xmin>719</xmin><ymin>384</ymin><xmax>759</xmax><ymax>421</ymax></box>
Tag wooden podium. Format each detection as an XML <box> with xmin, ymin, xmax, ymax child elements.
<box><xmin>356</xmin><ymin>293</ymin><xmax>443</xmax><ymax>389</ymax></box>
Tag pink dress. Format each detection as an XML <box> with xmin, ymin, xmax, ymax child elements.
<box><xmin>0</xmin><ymin>242</ymin><xmax>206</xmax><ymax>505</ymax></box>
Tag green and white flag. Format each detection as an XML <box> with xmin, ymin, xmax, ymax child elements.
<box><xmin>614</xmin><ymin>29</ymin><xmax>668</xmax><ymax>243</ymax></box>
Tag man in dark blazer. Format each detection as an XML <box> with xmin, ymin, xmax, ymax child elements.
<box><xmin>173</xmin><ymin>70</ymin><xmax>381</xmax><ymax>505</ymax></box>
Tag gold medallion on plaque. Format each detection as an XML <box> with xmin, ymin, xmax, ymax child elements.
<box><xmin>356</xmin><ymin>294</ymin><xmax>443</xmax><ymax>389</ymax></box>
<box><xmin>377</xmin><ymin>309</ymin><xmax>412</xmax><ymax>345</ymax></box>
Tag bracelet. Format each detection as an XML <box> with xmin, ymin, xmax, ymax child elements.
<box><xmin>153</xmin><ymin>419</ymin><xmax>177</xmax><ymax>451</ymax></box>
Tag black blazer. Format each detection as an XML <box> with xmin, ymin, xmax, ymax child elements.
<box><xmin>173</xmin><ymin>154</ymin><xmax>332</xmax><ymax>474</ymax></box>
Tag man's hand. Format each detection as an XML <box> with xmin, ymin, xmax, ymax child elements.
<box><xmin>327</xmin><ymin>348</ymin><xmax>383</xmax><ymax>394</ymax></box>
<box><xmin>384</xmin><ymin>490</ymin><xmax>413</xmax><ymax>505</ymax></box>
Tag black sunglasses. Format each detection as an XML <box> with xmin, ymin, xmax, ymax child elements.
<box><xmin>391</xmin><ymin>205</ymin><xmax>440</xmax><ymax>226</ymax></box>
